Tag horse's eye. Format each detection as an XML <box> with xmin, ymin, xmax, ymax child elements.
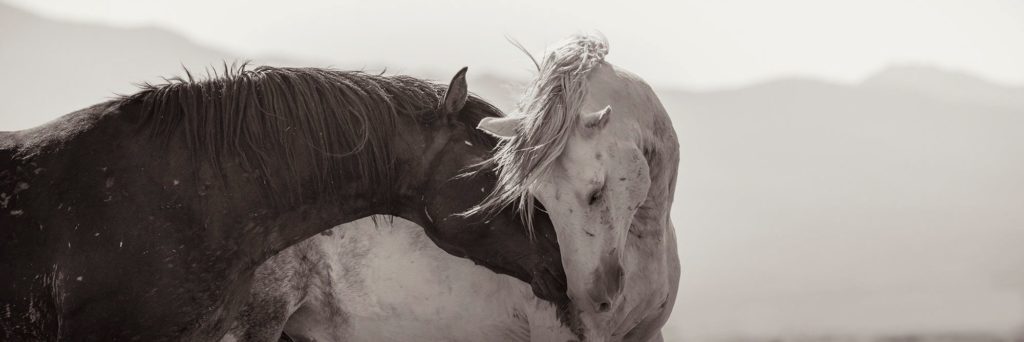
<box><xmin>588</xmin><ymin>188</ymin><xmax>603</xmax><ymax>206</ymax></box>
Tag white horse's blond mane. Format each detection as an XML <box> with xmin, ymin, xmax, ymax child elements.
<box><xmin>472</xmin><ymin>33</ymin><xmax>610</xmax><ymax>236</ymax></box>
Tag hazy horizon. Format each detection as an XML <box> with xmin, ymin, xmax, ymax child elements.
<box><xmin>5</xmin><ymin>0</ymin><xmax>1024</xmax><ymax>91</ymax></box>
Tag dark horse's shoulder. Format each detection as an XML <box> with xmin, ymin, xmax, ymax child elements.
<box><xmin>2</xmin><ymin>100</ymin><xmax>126</xmax><ymax>209</ymax></box>
<box><xmin>3</xmin><ymin>101</ymin><xmax>125</xmax><ymax>159</ymax></box>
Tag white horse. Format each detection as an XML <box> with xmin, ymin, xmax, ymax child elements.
<box><xmin>224</xmin><ymin>33</ymin><xmax>678</xmax><ymax>342</ymax></box>
<box><xmin>476</xmin><ymin>33</ymin><xmax>680</xmax><ymax>341</ymax></box>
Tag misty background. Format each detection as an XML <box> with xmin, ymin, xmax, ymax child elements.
<box><xmin>2</xmin><ymin>1</ymin><xmax>1023</xmax><ymax>340</ymax></box>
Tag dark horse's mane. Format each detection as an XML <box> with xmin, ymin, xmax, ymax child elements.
<box><xmin>116</xmin><ymin>63</ymin><xmax>501</xmax><ymax>208</ymax></box>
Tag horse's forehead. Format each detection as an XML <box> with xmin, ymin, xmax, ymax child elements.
<box><xmin>560</xmin><ymin>140</ymin><xmax>603</xmax><ymax>172</ymax></box>
<box><xmin>562</xmin><ymin>136</ymin><xmax>638</xmax><ymax>175</ymax></box>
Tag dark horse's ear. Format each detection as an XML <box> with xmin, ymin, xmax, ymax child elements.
<box><xmin>440</xmin><ymin>67</ymin><xmax>469</xmax><ymax>120</ymax></box>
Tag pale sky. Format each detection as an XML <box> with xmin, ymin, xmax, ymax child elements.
<box><xmin>6</xmin><ymin>0</ymin><xmax>1024</xmax><ymax>89</ymax></box>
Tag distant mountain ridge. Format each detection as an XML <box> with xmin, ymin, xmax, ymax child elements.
<box><xmin>0</xmin><ymin>2</ymin><xmax>236</xmax><ymax>130</ymax></box>
<box><xmin>863</xmin><ymin>64</ymin><xmax>1024</xmax><ymax>110</ymax></box>
<box><xmin>5</xmin><ymin>1</ymin><xmax>1019</xmax><ymax>126</ymax></box>
<box><xmin>0</xmin><ymin>1</ymin><xmax>532</xmax><ymax>129</ymax></box>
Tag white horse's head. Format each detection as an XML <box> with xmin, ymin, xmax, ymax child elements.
<box><xmin>474</xmin><ymin>34</ymin><xmax>653</xmax><ymax>315</ymax></box>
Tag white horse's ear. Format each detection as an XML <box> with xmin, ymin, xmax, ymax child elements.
<box><xmin>477</xmin><ymin>116</ymin><xmax>523</xmax><ymax>139</ymax></box>
<box><xmin>582</xmin><ymin>105</ymin><xmax>612</xmax><ymax>130</ymax></box>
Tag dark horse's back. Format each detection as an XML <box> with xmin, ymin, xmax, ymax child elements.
<box><xmin>0</xmin><ymin>102</ymin><xmax>203</xmax><ymax>340</ymax></box>
<box><xmin>0</xmin><ymin>127</ymin><xmax>65</xmax><ymax>340</ymax></box>
<box><xmin>2</xmin><ymin>113</ymin><xmax>74</xmax><ymax>340</ymax></box>
<box><xmin>1</xmin><ymin>103</ymin><xmax>116</xmax><ymax>340</ymax></box>
<box><xmin>1</xmin><ymin>111</ymin><xmax>80</xmax><ymax>340</ymax></box>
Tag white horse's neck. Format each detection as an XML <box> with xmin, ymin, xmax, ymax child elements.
<box><xmin>585</xmin><ymin>62</ymin><xmax>679</xmax><ymax>235</ymax></box>
<box><xmin>582</xmin><ymin>62</ymin><xmax>681</xmax><ymax>339</ymax></box>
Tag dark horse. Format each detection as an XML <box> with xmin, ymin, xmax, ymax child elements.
<box><xmin>0</xmin><ymin>65</ymin><xmax>567</xmax><ymax>341</ymax></box>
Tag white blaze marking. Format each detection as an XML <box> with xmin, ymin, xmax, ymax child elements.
<box><xmin>75</xmin><ymin>276</ymin><xmax>83</xmax><ymax>282</ymax></box>
<box><xmin>464</xmin><ymin>140</ymin><xmax>474</xmax><ymax>146</ymax></box>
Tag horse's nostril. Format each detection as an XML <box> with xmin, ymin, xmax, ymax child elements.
<box><xmin>597</xmin><ymin>302</ymin><xmax>611</xmax><ymax>313</ymax></box>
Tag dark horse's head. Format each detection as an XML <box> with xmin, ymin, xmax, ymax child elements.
<box><xmin>395</xmin><ymin>68</ymin><xmax>567</xmax><ymax>302</ymax></box>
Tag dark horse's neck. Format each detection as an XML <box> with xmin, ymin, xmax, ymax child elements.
<box><xmin>106</xmin><ymin>70</ymin><xmax>466</xmax><ymax>269</ymax></box>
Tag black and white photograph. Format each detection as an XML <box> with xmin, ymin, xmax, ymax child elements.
<box><xmin>1</xmin><ymin>0</ymin><xmax>1023</xmax><ymax>341</ymax></box>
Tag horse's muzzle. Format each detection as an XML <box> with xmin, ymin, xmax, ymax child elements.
<box><xmin>585</xmin><ymin>257</ymin><xmax>625</xmax><ymax>313</ymax></box>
